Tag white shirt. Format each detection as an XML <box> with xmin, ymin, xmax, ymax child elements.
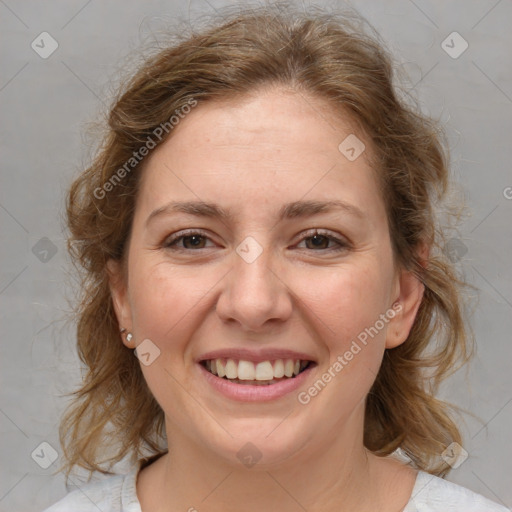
<box><xmin>42</xmin><ymin>462</ymin><xmax>509</xmax><ymax>512</ymax></box>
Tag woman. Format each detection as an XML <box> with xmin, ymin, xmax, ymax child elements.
<box><xmin>43</xmin><ymin>3</ymin><xmax>508</xmax><ymax>511</ymax></box>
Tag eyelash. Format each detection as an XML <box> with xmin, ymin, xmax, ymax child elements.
<box><xmin>163</xmin><ymin>228</ymin><xmax>350</xmax><ymax>253</ymax></box>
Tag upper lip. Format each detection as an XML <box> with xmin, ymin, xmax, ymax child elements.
<box><xmin>196</xmin><ymin>348</ymin><xmax>317</xmax><ymax>364</ymax></box>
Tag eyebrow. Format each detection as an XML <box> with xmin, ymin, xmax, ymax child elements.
<box><xmin>145</xmin><ymin>199</ymin><xmax>365</xmax><ymax>227</ymax></box>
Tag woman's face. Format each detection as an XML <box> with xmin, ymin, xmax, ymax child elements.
<box><xmin>110</xmin><ymin>87</ymin><xmax>423</xmax><ymax>467</ymax></box>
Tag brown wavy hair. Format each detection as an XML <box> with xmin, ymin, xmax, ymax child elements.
<box><xmin>59</xmin><ymin>2</ymin><xmax>472</xmax><ymax>479</ymax></box>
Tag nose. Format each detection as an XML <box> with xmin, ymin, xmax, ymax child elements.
<box><xmin>215</xmin><ymin>241</ymin><xmax>293</xmax><ymax>332</ymax></box>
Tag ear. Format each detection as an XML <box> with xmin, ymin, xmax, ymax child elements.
<box><xmin>385</xmin><ymin>245</ymin><xmax>428</xmax><ymax>349</ymax></box>
<box><xmin>106</xmin><ymin>259</ymin><xmax>134</xmax><ymax>348</ymax></box>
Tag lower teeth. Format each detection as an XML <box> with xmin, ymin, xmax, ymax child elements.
<box><xmin>223</xmin><ymin>377</ymin><xmax>288</xmax><ymax>385</ymax></box>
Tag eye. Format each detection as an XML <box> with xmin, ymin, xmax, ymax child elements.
<box><xmin>162</xmin><ymin>229</ymin><xmax>349</xmax><ymax>253</ymax></box>
<box><xmin>295</xmin><ymin>229</ymin><xmax>349</xmax><ymax>252</ymax></box>
<box><xmin>163</xmin><ymin>230</ymin><xmax>215</xmax><ymax>250</ymax></box>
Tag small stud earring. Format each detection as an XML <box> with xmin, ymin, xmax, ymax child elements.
<box><xmin>120</xmin><ymin>328</ymin><xmax>133</xmax><ymax>343</ymax></box>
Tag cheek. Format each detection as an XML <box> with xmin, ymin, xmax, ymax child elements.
<box><xmin>127</xmin><ymin>261</ymin><xmax>218</xmax><ymax>412</ymax></box>
<box><xmin>292</xmin><ymin>261</ymin><xmax>395</xmax><ymax>417</ymax></box>
<box><xmin>128</xmin><ymin>261</ymin><xmax>216</xmax><ymax>352</ymax></box>
<box><xmin>129</xmin><ymin>255</ymin><xmax>395</xmax><ymax>352</ymax></box>
<box><xmin>293</xmin><ymin>260</ymin><xmax>394</xmax><ymax>349</ymax></box>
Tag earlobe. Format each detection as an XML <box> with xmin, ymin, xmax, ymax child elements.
<box><xmin>106</xmin><ymin>259</ymin><xmax>134</xmax><ymax>347</ymax></box>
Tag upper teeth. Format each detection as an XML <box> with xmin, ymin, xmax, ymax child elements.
<box><xmin>204</xmin><ymin>358</ymin><xmax>309</xmax><ymax>380</ymax></box>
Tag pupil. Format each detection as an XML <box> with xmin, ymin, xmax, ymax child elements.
<box><xmin>309</xmin><ymin>235</ymin><xmax>327</xmax><ymax>249</ymax></box>
<box><xmin>185</xmin><ymin>235</ymin><xmax>204</xmax><ymax>248</ymax></box>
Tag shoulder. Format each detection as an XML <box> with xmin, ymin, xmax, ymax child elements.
<box><xmin>41</xmin><ymin>469</ymin><xmax>140</xmax><ymax>512</ymax></box>
<box><xmin>405</xmin><ymin>471</ymin><xmax>510</xmax><ymax>512</ymax></box>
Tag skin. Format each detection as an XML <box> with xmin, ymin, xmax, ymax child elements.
<box><xmin>108</xmin><ymin>86</ymin><xmax>424</xmax><ymax>512</ymax></box>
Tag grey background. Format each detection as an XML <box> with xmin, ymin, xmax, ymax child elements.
<box><xmin>1</xmin><ymin>0</ymin><xmax>511</xmax><ymax>510</ymax></box>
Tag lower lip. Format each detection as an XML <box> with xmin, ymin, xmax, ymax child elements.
<box><xmin>198</xmin><ymin>363</ymin><xmax>315</xmax><ymax>402</ymax></box>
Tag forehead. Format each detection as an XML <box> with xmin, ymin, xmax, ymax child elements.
<box><xmin>136</xmin><ymin>88</ymin><xmax>385</xmax><ymax>224</ymax></box>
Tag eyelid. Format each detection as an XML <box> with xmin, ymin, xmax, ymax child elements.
<box><xmin>293</xmin><ymin>228</ymin><xmax>351</xmax><ymax>251</ymax></box>
<box><xmin>163</xmin><ymin>228</ymin><xmax>216</xmax><ymax>248</ymax></box>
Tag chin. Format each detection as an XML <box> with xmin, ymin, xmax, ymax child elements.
<box><xmin>202</xmin><ymin>415</ymin><xmax>313</xmax><ymax>469</ymax></box>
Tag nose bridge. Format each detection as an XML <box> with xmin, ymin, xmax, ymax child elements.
<box><xmin>232</xmin><ymin>236</ymin><xmax>280</xmax><ymax>307</ymax></box>
<box><xmin>235</xmin><ymin>240</ymin><xmax>276</xmax><ymax>290</ymax></box>
<box><xmin>216</xmin><ymin>235</ymin><xmax>292</xmax><ymax>330</ymax></box>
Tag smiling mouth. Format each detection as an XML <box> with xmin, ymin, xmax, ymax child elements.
<box><xmin>200</xmin><ymin>358</ymin><xmax>314</xmax><ymax>385</ymax></box>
